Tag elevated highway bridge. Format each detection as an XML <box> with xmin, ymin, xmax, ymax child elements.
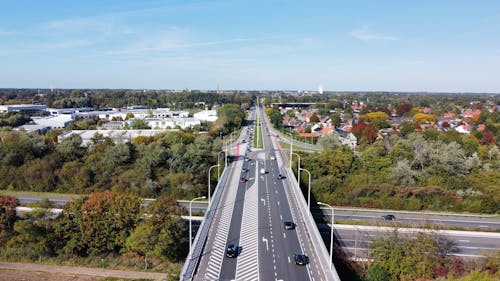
<box><xmin>181</xmin><ymin>106</ymin><xmax>340</xmax><ymax>281</ymax></box>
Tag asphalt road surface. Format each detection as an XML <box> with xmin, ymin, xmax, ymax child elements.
<box><xmin>318</xmin><ymin>224</ymin><xmax>500</xmax><ymax>259</ymax></box>
<box><xmin>193</xmin><ymin>107</ymin><xmax>328</xmax><ymax>280</ymax></box>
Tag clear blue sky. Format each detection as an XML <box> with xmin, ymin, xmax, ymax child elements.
<box><xmin>1</xmin><ymin>0</ymin><xmax>499</xmax><ymax>92</ymax></box>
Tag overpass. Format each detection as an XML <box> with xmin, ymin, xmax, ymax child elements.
<box><xmin>181</xmin><ymin>106</ymin><xmax>340</xmax><ymax>280</ymax></box>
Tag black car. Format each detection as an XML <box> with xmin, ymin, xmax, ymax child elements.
<box><xmin>226</xmin><ymin>243</ymin><xmax>237</xmax><ymax>258</ymax></box>
<box><xmin>284</xmin><ymin>221</ymin><xmax>295</xmax><ymax>230</ymax></box>
<box><xmin>382</xmin><ymin>214</ymin><xmax>396</xmax><ymax>220</ymax></box>
<box><xmin>294</xmin><ymin>253</ymin><xmax>309</xmax><ymax>265</ymax></box>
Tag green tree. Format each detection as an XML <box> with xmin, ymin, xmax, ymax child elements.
<box><xmin>127</xmin><ymin>195</ymin><xmax>187</xmax><ymax>263</ymax></box>
<box><xmin>57</xmin><ymin>191</ymin><xmax>143</xmax><ymax>256</ymax></box>
<box><xmin>318</xmin><ymin>133</ymin><xmax>341</xmax><ymax>150</ymax></box>
<box><xmin>0</xmin><ymin>195</ymin><xmax>19</xmax><ymax>246</ymax></box>
<box><xmin>310</xmin><ymin>114</ymin><xmax>320</xmax><ymax>123</ymax></box>
<box><xmin>370</xmin><ymin>231</ymin><xmax>451</xmax><ymax>281</ymax></box>
<box><xmin>390</xmin><ymin>159</ymin><xmax>417</xmax><ymax>186</ymax></box>
<box><xmin>7</xmin><ymin>209</ymin><xmax>56</xmax><ymax>261</ymax></box>
<box><xmin>126</xmin><ymin>223</ymin><xmax>156</xmax><ymax>269</ymax></box>
<box><xmin>214</xmin><ymin>104</ymin><xmax>245</xmax><ymax>134</ymax></box>
<box><xmin>130</xmin><ymin>119</ymin><xmax>151</xmax><ymax>129</ymax></box>
<box><xmin>367</xmin><ymin>264</ymin><xmax>389</xmax><ymax>281</ymax></box>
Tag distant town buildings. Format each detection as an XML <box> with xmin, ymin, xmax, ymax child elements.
<box><xmin>3</xmin><ymin>104</ymin><xmax>217</xmax><ymax>144</ymax></box>
<box><xmin>0</xmin><ymin>104</ymin><xmax>47</xmax><ymax>114</ymax></box>
<box><xmin>58</xmin><ymin>129</ymin><xmax>172</xmax><ymax>146</ymax></box>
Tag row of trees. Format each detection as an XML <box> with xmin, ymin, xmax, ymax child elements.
<box><xmin>0</xmin><ymin>104</ymin><xmax>246</xmax><ymax>198</ymax></box>
<box><xmin>365</xmin><ymin>231</ymin><xmax>499</xmax><ymax>281</ymax></box>
<box><xmin>295</xmin><ymin>130</ymin><xmax>499</xmax><ymax>213</ymax></box>
<box><xmin>0</xmin><ymin>192</ymin><xmax>187</xmax><ymax>271</ymax></box>
<box><xmin>0</xmin><ymin>89</ymin><xmax>255</xmax><ymax>111</ymax></box>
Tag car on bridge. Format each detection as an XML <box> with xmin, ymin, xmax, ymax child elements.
<box><xmin>293</xmin><ymin>253</ymin><xmax>309</xmax><ymax>265</ymax></box>
<box><xmin>226</xmin><ymin>243</ymin><xmax>238</xmax><ymax>258</ymax></box>
<box><xmin>284</xmin><ymin>221</ymin><xmax>295</xmax><ymax>230</ymax></box>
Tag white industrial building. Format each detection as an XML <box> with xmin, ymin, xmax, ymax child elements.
<box><xmin>58</xmin><ymin>129</ymin><xmax>175</xmax><ymax>146</ymax></box>
<box><xmin>193</xmin><ymin>109</ymin><xmax>217</xmax><ymax>122</ymax></box>
<box><xmin>143</xmin><ymin>117</ymin><xmax>201</xmax><ymax>129</ymax></box>
<box><xmin>31</xmin><ymin>115</ymin><xmax>74</xmax><ymax>129</ymax></box>
<box><xmin>0</xmin><ymin>104</ymin><xmax>47</xmax><ymax>114</ymax></box>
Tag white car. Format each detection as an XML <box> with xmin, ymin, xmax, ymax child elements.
<box><xmin>270</xmin><ymin>155</ymin><xmax>276</xmax><ymax>160</ymax></box>
<box><xmin>260</xmin><ymin>168</ymin><xmax>266</xmax><ymax>174</ymax></box>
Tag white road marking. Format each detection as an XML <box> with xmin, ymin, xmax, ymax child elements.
<box><xmin>458</xmin><ymin>240</ymin><xmax>470</xmax><ymax>243</ymax></box>
<box><xmin>283</xmin><ymin>232</ymin><xmax>286</xmax><ymax>239</ymax></box>
<box><xmin>262</xmin><ymin>236</ymin><xmax>269</xmax><ymax>251</ymax></box>
<box><xmin>261</xmin><ymin>198</ymin><xmax>266</xmax><ymax>206</ymax></box>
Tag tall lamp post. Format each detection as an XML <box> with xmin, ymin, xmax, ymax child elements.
<box><xmin>189</xmin><ymin>196</ymin><xmax>206</xmax><ymax>252</ymax></box>
<box><xmin>291</xmin><ymin>152</ymin><xmax>301</xmax><ymax>183</ymax></box>
<box><xmin>217</xmin><ymin>151</ymin><xmax>226</xmax><ymax>178</ymax></box>
<box><xmin>318</xmin><ymin>202</ymin><xmax>334</xmax><ymax>269</ymax></box>
<box><xmin>299</xmin><ymin>167</ymin><xmax>311</xmax><ymax>209</ymax></box>
<box><xmin>208</xmin><ymin>164</ymin><xmax>220</xmax><ymax>204</ymax></box>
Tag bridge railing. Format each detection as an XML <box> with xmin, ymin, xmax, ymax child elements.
<box><xmin>281</xmin><ymin>154</ymin><xmax>341</xmax><ymax>281</ymax></box>
<box><xmin>180</xmin><ymin>165</ymin><xmax>230</xmax><ymax>281</ymax></box>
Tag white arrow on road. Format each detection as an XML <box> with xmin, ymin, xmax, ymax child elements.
<box><xmin>261</xmin><ymin>198</ymin><xmax>266</xmax><ymax>206</ymax></box>
<box><xmin>262</xmin><ymin>236</ymin><xmax>269</xmax><ymax>251</ymax></box>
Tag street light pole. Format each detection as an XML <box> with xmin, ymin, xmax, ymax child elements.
<box><xmin>189</xmin><ymin>196</ymin><xmax>206</xmax><ymax>252</ymax></box>
<box><xmin>217</xmin><ymin>151</ymin><xmax>226</xmax><ymax>179</ymax></box>
<box><xmin>291</xmin><ymin>152</ymin><xmax>301</xmax><ymax>184</ymax></box>
<box><xmin>318</xmin><ymin>202</ymin><xmax>334</xmax><ymax>269</ymax></box>
<box><xmin>208</xmin><ymin>164</ymin><xmax>220</xmax><ymax>204</ymax></box>
<box><xmin>299</xmin><ymin>168</ymin><xmax>311</xmax><ymax>209</ymax></box>
<box><xmin>289</xmin><ymin>128</ymin><xmax>293</xmax><ymax>168</ymax></box>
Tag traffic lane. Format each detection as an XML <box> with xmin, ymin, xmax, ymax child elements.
<box><xmin>12</xmin><ymin>196</ymin><xmax>74</xmax><ymax>206</ymax></box>
<box><xmin>263</xmin><ymin>115</ymin><xmax>314</xmax><ymax>280</ymax></box>
<box><xmin>313</xmin><ymin>209</ymin><xmax>500</xmax><ymax>229</ymax></box>
<box><xmin>194</xmin><ymin>157</ymin><xmax>242</xmax><ymax>280</ymax></box>
<box><xmin>327</xmin><ymin>226</ymin><xmax>500</xmax><ymax>257</ymax></box>
<box><xmin>269</xmin><ymin>169</ymin><xmax>311</xmax><ymax>281</ymax></box>
<box><xmin>258</xmin><ymin>158</ymin><xmax>310</xmax><ymax>281</ymax></box>
<box><xmin>258</xmin><ymin>161</ymin><xmax>278</xmax><ymax>281</ymax></box>
<box><xmin>219</xmin><ymin>163</ymin><xmax>248</xmax><ymax>280</ymax></box>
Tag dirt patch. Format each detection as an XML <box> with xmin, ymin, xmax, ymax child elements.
<box><xmin>0</xmin><ymin>262</ymin><xmax>165</xmax><ymax>281</ymax></box>
<box><xmin>0</xmin><ymin>269</ymin><xmax>101</xmax><ymax>281</ymax></box>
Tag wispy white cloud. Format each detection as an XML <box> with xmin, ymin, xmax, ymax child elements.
<box><xmin>349</xmin><ymin>29</ymin><xmax>397</xmax><ymax>41</ymax></box>
<box><xmin>0</xmin><ymin>30</ymin><xmax>14</xmax><ymax>36</ymax></box>
<box><xmin>34</xmin><ymin>39</ymin><xmax>92</xmax><ymax>50</ymax></box>
<box><xmin>41</xmin><ymin>16</ymin><xmax>134</xmax><ymax>36</ymax></box>
<box><xmin>104</xmin><ymin>33</ymin><xmax>279</xmax><ymax>57</ymax></box>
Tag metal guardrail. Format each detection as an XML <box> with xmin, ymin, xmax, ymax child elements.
<box><xmin>180</xmin><ymin>165</ymin><xmax>230</xmax><ymax>281</ymax></box>
<box><xmin>281</xmin><ymin>153</ymin><xmax>341</xmax><ymax>281</ymax></box>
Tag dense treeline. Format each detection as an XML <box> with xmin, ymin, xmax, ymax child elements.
<box><xmin>263</xmin><ymin>92</ymin><xmax>500</xmax><ymax>115</ymax></box>
<box><xmin>263</xmin><ymin>92</ymin><xmax>499</xmax><ymax>213</ymax></box>
<box><xmin>0</xmin><ymin>89</ymin><xmax>255</xmax><ymax>110</ymax></box>
<box><xmin>0</xmin><ymin>129</ymin><xmax>220</xmax><ymax>198</ymax></box>
<box><xmin>297</xmin><ymin>131</ymin><xmax>499</xmax><ymax>213</ymax></box>
<box><xmin>365</xmin><ymin>231</ymin><xmax>499</xmax><ymax>281</ymax></box>
<box><xmin>0</xmin><ymin>103</ymin><xmax>246</xmax><ymax>197</ymax></box>
<box><xmin>0</xmin><ymin>192</ymin><xmax>187</xmax><ymax>274</ymax></box>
